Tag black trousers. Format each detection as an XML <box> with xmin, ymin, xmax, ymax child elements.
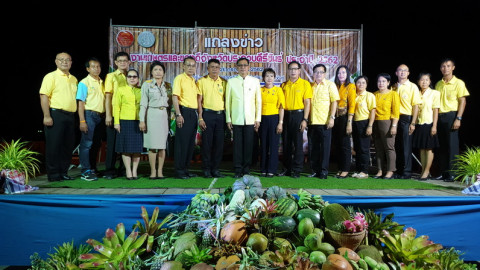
<box><xmin>174</xmin><ymin>106</ymin><xmax>198</xmax><ymax>177</ymax></box>
<box><xmin>105</xmin><ymin>118</ymin><xmax>123</xmax><ymax>176</ymax></box>
<box><xmin>437</xmin><ymin>111</ymin><xmax>459</xmax><ymax>178</ymax></box>
<box><xmin>259</xmin><ymin>114</ymin><xmax>280</xmax><ymax>174</ymax></box>
<box><xmin>353</xmin><ymin>120</ymin><xmax>371</xmax><ymax>174</ymax></box>
<box><xmin>232</xmin><ymin>125</ymin><xmax>254</xmax><ymax>174</ymax></box>
<box><xmin>333</xmin><ymin>114</ymin><xmax>352</xmax><ymax>172</ymax></box>
<box><xmin>282</xmin><ymin>111</ymin><xmax>304</xmax><ymax>173</ymax></box>
<box><xmin>201</xmin><ymin>110</ymin><xmax>225</xmax><ymax>173</ymax></box>
<box><xmin>308</xmin><ymin>125</ymin><xmax>332</xmax><ymax>175</ymax></box>
<box><xmin>44</xmin><ymin>109</ymin><xmax>75</xmax><ymax>180</ymax></box>
<box><xmin>395</xmin><ymin>114</ymin><xmax>413</xmax><ymax>176</ymax></box>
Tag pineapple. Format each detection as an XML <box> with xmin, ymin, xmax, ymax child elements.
<box><xmin>201</xmin><ymin>225</ymin><xmax>216</xmax><ymax>248</ymax></box>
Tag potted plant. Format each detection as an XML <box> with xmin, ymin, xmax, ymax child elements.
<box><xmin>0</xmin><ymin>139</ymin><xmax>41</xmax><ymax>184</ymax></box>
<box><xmin>323</xmin><ymin>204</ymin><xmax>368</xmax><ymax>251</ymax></box>
<box><xmin>452</xmin><ymin>146</ymin><xmax>480</xmax><ymax>185</ymax></box>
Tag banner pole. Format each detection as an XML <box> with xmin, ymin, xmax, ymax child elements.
<box><xmin>360</xmin><ymin>24</ymin><xmax>364</xmax><ymax>75</ymax></box>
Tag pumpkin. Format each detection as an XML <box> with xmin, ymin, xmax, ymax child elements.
<box><xmin>220</xmin><ymin>220</ymin><xmax>248</xmax><ymax>244</ymax></box>
<box><xmin>321</xmin><ymin>254</ymin><xmax>353</xmax><ymax>270</ymax></box>
<box><xmin>228</xmin><ymin>190</ymin><xmax>245</xmax><ymax>210</ymax></box>
<box><xmin>216</xmin><ymin>255</ymin><xmax>240</xmax><ymax>270</ymax></box>
<box><xmin>265</xmin><ymin>186</ymin><xmax>287</xmax><ymax>200</ymax></box>
<box><xmin>232</xmin><ymin>175</ymin><xmax>263</xmax><ymax>199</ymax></box>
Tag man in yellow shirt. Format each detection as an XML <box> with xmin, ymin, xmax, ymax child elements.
<box><xmin>77</xmin><ymin>57</ymin><xmax>105</xmax><ymax>181</ymax></box>
<box><xmin>435</xmin><ymin>58</ymin><xmax>469</xmax><ymax>182</ymax></box>
<box><xmin>392</xmin><ymin>64</ymin><xmax>422</xmax><ymax>179</ymax></box>
<box><xmin>103</xmin><ymin>52</ymin><xmax>130</xmax><ymax>179</ymax></box>
<box><xmin>197</xmin><ymin>59</ymin><xmax>227</xmax><ymax>178</ymax></box>
<box><xmin>173</xmin><ymin>56</ymin><xmax>201</xmax><ymax>179</ymax></box>
<box><xmin>280</xmin><ymin>61</ymin><xmax>312</xmax><ymax>178</ymax></box>
<box><xmin>39</xmin><ymin>52</ymin><xmax>77</xmax><ymax>182</ymax></box>
<box><xmin>308</xmin><ymin>64</ymin><xmax>340</xmax><ymax>179</ymax></box>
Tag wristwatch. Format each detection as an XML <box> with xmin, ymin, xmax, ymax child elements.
<box><xmin>456</xmin><ymin>116</ymin><xmax>462</xmax><ymax>121</ymax></box>
<box><xmin>176</xmin><ymin>114</ymin><xmax>182</xmax><ymax>117</ymax></box>
<box><xmin>330</xmin><ymin>115</ymin><xmax>335</xmax><ymax>120</ymax></box>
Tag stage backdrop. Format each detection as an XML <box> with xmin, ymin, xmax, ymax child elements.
<box><xmin>109</xmin><ymin>25</ymin><xmax>362</xmax><ymax>84</ymax></box>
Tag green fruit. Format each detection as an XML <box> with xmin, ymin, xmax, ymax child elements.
<box><xmin>271</xmin><ymin>216</ymin><xmax>296</xmax><ymax>236</ymax></box>
<box><xmin>296</xmin><ymin>209</ymin><xmax>321</xmax><ymax>226</ymax></box>
<box><xmin>313</xmin><ymin>228</ymin><xmax>324</xmax><ymax>241</ymax></box>
<box><xmin>304</xmin><ymin>233</ymin><xmax>322</xmax><ymax>251</ymax></box>
<box><xmin>298</xmin><ymin>218</ymin><xmax>315</xmax><ymax>237</ymax></box>
<box><xmin>246</xmin><ymin>233</ymin><xmax>268</xmax><ymax>252</ymax></box>
<box><xmin>276</xmin><ymin>197</ymin><xmax>298</xmax><ymax>217</ymax></box>
<box><xmin>309</xmin><ymin>251</ymin><xmax>327</xmax><ymax>265</ymax></box>
<box><xmin>317</xmin><ymin>242</ymin><xmax>335</xmax><ymax>255</ymax></box>
<box><xmin>273</xmin><ymin>237</ymin><xmax>292</xmax><ymax>250</ymax></box>
<box><xmin>356</xmin><ymin>245</ymin><xmax>383</xmax><ymax>263</ymax></box>
<box><xmin>322</xmin><ymin>203</ymin><xmax>351</xmax><ymax>232</ymax></box>
<box><xmin>296</xmin><ymin>246</ymin><xmax>310</xmax><ymax>253</ymax></box>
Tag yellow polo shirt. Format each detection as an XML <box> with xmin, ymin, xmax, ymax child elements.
<box><xmin>261</xmin><ymin>86</ymin><xmax>285</xmax><ymax>115</ymax></box>
<box><xmin>392</xmin><ymin>80</ymin><xmax>422</xmax><ymax>115</ymax></box>
<box><xmin>173</xmin><ymin>72</ymin><xmax>200</xmax><ymax>109</ymax></box>
<box><xmin>435</xmin><ymin>76</ymin><xmax>469</xmax><ymax>113</ymax></box>
<box><xmin>197</xmin><ymin>75</ymin><xmax>227</xmax><ymax>111</ymax></box>
<box><xmin>105</xmin><ymin>69</ymin><xmax>127</xmax><ymax>95</ymax></box>
<box><xmin>39</xmin><ymin>69</ymin><xmax>78</xmax><ymax>112</ymax></box>
<box><xmin>354</xmin><ymin>91</ymin><xmax>376</xmax><ymax>121</ymax></box>
<box><xmin>374</xmin><ymin>90</ymin><xmax>400</xmax><ymax>121</ymax></box>
<box><xmin>76</xmin><ymin>75</ymin><xmax>105</xmax><ymax>113</ymax></box>
<box><xmin>310</xmin><ymin>79</ymin><xmax>340</xmax><ymax>125</ymax></box>
<box><xmin>113</xmin><ymin>85</ymin><xmax>141</xmax><ymax>125</ymax></box>
<box><xmin>338</xmin><ymin>83</ymin><xmax>356</xmax><ymax>115</ymax></box>
<box><xmin>417</xmin><ymin>88</ymin><xmax>440</xmax><ymax>125</ymax></box>
<box><xmin>281</xmin><ymin>78</ymin><xmax>313</xmax><ymax>110</ymax></box>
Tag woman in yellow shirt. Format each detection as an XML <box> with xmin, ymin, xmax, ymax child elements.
<box><xmin>373</xmin><ymin>73</ymin><xmax>400</xmax><ymax>179</ymax></box>
<box><xmin>113</xmin><ymin>69</ymin><xmax>143</xmax><ymax>180</ymax></box>
<box><xmin>413</xmin><ymin>73</ymin><xmax>440</xmax><ymax>180</ymax></box>
<box><xmin>260</xmin><ymin>68</ymin><xmax>285</xmax><ymax>177</ymax></box>
<box><xmin>352</xmin><ymin>76</ymin><xmax>376</xmax><ymax>179</ymax></box>
<box><xmin>333</xmin><ymin>65</ymin><xmax>356</xmax><ymax>178</ymax></box>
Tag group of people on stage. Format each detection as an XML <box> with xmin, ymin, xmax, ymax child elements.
<box><xmin>40</xmin><ymin>51</ymin><xmax>469</xmax><ymax>182</ymax></box>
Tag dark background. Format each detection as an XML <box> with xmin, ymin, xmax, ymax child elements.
<box><xmin>4</xmin><ymin>1</ymin><xmax>479</xmax><ymax>148</ymax></box>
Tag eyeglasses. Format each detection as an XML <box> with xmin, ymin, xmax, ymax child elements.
<box><xmin>288</xmin><ymin>68</ymin><xmax>300</xmax><ymax>71</ymax></box>
<box><xmin>314</xmin><ymin>71</ymin><xmax>325</xmax><ymax>74</ymax></box>
<box><xmin>127</xmin><ymin>75</ymin><xmax>138</xmax><ymax>78</ymax></box>
<box><xmin>56</xmin><ymin>58</ymin><xmax>71</xmax><ymax>63</ymax></box>
<box><xmin>237</xmin><ymin>64</ymin><xmax>249</xmax><ymax>67</ymax></box>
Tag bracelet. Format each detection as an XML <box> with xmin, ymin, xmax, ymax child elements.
<box><xmin>279</xmin><ymin>121</ymin><xmax>283</xmax><ymax>124</ymax></box>
<box><xmin>303</xmin><ymin>118</ymin><xmax>308</xmax><ymax>122</ymax></box>
<box><xmin>176</xmin><ymin>114</ymin><xmax>182</xmax><ymax>117</ymax></box>
<box><xmin>199</xmin><ymin>118</ymin><xmax>204</xmax><ymax>121</ymax></box>
<box><xmin>392</xmin><ymin>124</ymin><xmax>397</xmax><ymax>127</ymax></box>
<box><xmin>80</xmin><ymin>120</ymin><xmax>86</xmax><ymax>123</ymax></box>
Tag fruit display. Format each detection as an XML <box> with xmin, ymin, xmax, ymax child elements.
<box><xmin>29</xmin><ymin>177</ymin><xmax>478</xmax><ymax>270</ymax></box>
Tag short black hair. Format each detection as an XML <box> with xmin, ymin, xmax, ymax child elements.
<box><xmin>377</xmin><ymin>73</ymin><xmax>391</xmax><ymax>82</ymax></box>
<box><xmin>355</xmin><ymin>75</ymin><xmax>369</xmax><ymax>85</ymax></box>
<box><xmin>85</xmin><ymin>57</ymin><xmax>100</xmax><ymax>68</ymax></box>
<box><xmin>150</xmin><ymin>61</ymin><xmax>165</xmax><ymax>74</ymax></box>
<box><xmin>237</xmin><ymin>57</ymin><xmax>249</xmax><ymax>65</ymax></box>
<box><xmin>114</xmin><ymin>51</ymin><xmax>130</xmax><ymax>61</ymax></box>
<box><xmin>183</xmin><ymin>56</ymin><xmax>196</xmax><ymax>64</ymax></box>
<box><xmin>262</xmin><ymin>68</ymin><xmax>276</xmax><ymax>79</ymax></box>
<box><xmin>440</xmin><ymin>58</ymin><xmax>455</xmax><ymax>66</ymax></box>
<box><xmin>208</xmin><ymin>59</ymin><xmax>220</xmax><ymax>66</ymax></box>
<box><xmin>127</xmin><ymin>69</ymin><xmax>139</xmax><ymax>77</ymax></box>
<box><xmin>313</xmin><ymin>64</ymin><xmax>327</xmax><ymax>73</ymax></box>
<box><xmin>288</xmin><ymin>61</ymin><xmax>301</xmax><ymax>69</ymax></box>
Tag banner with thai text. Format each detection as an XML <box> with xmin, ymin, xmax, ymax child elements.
<box><xmin>109</xmin><ymin>26</ymin><xmax>362</xmax><ymax>84</ymax></box>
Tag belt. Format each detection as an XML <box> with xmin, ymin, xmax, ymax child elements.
<box><xmin>51</xmin><ymin>108</ymin><xmax>74</xmax><ymax>115</ymax></box>
<box><xmin>86</xmin><ymin>110</ymin><xmax>104</xmax><ymax>115</ymax></box>
<box><xmin>336</xmin><ymin>107</ymin><xmax>347</xmax><ymax>117</ymax></box>
<box><xmin>180</xmin><ymin>105</ymin><xmax>197</xmax><ymax>111</ymax></box>
<box><xmin>150</xmin><ymin>106</ymin><xmax>168</xmax><ymax>110</ymax></box>
<box><xmin>204</xmin><ymin>108</ymin><xmax>224</xmax><ymax>114</ymax></box>
<box><xmin>285</xmin><ymin>109</ymin><xmax>304</xmax><ymax>113</ymax></box>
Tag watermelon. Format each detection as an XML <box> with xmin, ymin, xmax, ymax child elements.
<box><xmin>271</xmin><ymin>216</ymin><xmax>296</xmax><ymax>236</ymax></box>
<box><xmin>296</xmin><ymin>209</ymin><xmax>321</xmax><ymax>226</ymax></box>
<box><xmin>276</xmin><ymin>197</ymin><xmax>298</xmax><ymax>217</ymax></box>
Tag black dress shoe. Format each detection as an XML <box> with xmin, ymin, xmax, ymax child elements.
<box><xmin>433</xmin><ymin>175</ymin><xmax>444</xmax><ymax>181</ymax></box>
<box><xmin>373</xmin><ymin>175</ymin><xmax>383</xmax><ymax>179</ymax></box>
<box><xmin>308</xmin><ymin>172</ymin><xmax>319</xmax><ymax>178</ymax></box>
<box><xmin>336</xmin><ymin>174</ymin><xmax>347</xmax><ymax>179</ymax></box>
<box><xmin>234</xmin><ymin>173</ymin><xmax>243</xmax><ymax>178</ymax></box>
<box><xmin>61</xmin><ymin>175</ymin><xmax>74</xmax><ymax>180</ymax></box>
<box><xmin>48</xmin><ymin>177</ymin><xmax>62</xmax><ymax>182</ymax></box>
<box><xmin>292</xmin><ymin>172</ymin><xmax>300</xmax><ymax>178</ymax></box>
<box><xmin>212</xmin><ymin>172</ymin><xmax>224</xmax><ymax>178</ymax></box>
<box><xmin>103</xmin><ymin>174</ymin><xmax>116</xmax><ymax>180</ymax></box>
<box><xmin>176</xmin><ymin>175</ymin><xmax>190</xmax><ymax>179</ymax></box>
<box><xmin>187</xmin><ymin>173</ymin><xmax>197</xmax><ymax>178</ymax></box>
<box><xmin>418</xmin><ymin>177</ymin><xmax>428</xmax><ymax>181</ymax></box>
<box><xmin>278</xmin><ymin>170</ymin><xmax>291</xmax><ymax>176</ymax></box>
<box><xmin>399</xmin><ymin>174</ymin><xmax>412</xmax><ymax>179</ymax></box>
<box><xmin>204</xmin><ymin>171</ymin><xmax>212</xmax><ymax>178</ymax></box>
<box><xmin>443</xmin><ymin>176</ymin><xmax>455</xmax><ymax>182</ymax></box>
<box><xmin>383</xmin><ymin>175</ymin><xmax>395</xmax><ymax>179</ymax></box>
<box><xmin>318</xmin><ymin>174</ymin><xmax>328</xmax><ymax>179</ymax></box>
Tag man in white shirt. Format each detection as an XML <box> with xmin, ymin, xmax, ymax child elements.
<box><xmin>225</xmin><ymin>58</ymin><xmax>262</xmax><ymax>178</ymax></box>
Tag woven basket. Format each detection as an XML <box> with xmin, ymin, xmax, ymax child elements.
<box><xmin>324</xmin><ymin>228</ymin><xmax>366</xmax><ymax>251</ymax></box>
